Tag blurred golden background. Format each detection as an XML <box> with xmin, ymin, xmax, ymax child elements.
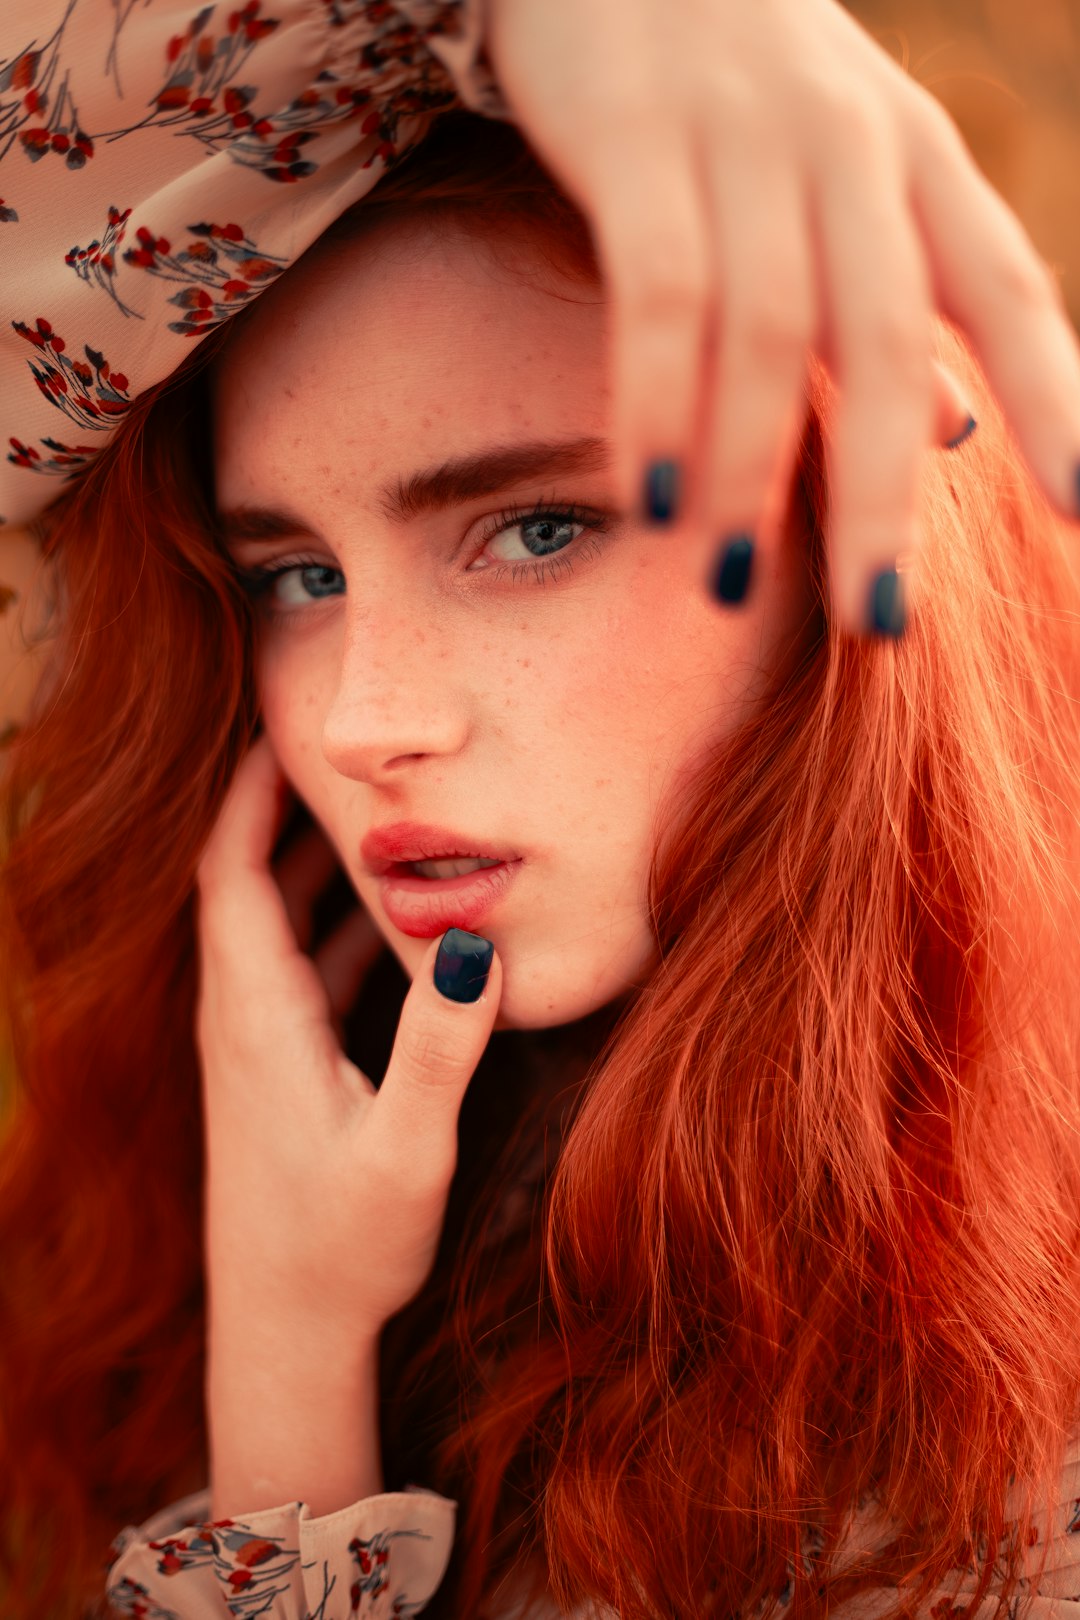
<box><xmin>854</xmin><ymin>0</ymin><xmax>1080</xmax><ymax>328</ymax></box>
<box><xmin>1</xmin><ymin>0</ymin><xmax>1079</xmax><ymax>748</ymax></box>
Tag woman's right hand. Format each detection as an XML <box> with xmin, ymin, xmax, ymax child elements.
<box><xmin>483</xmin><ymin>0</ymin><xmax>1080</xmax><ymax>635</ymax></box>
<box><xmin>194</xmin><ymin>730</ymin><xmax>502</xmax><ymax>1342</ymax></box>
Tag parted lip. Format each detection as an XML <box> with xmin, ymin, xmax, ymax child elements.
<box><xmin>360</xmin><ymin>821</ymin><xmax>523</xmax><ymax>877</ymax></box>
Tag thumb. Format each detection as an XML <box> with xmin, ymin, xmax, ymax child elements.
<box><xmin>370</xmin><ymin>928</ymin><xmax>501</xmax><ymax>1175</ymax></box>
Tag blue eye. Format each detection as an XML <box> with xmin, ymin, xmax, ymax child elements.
<box><xmin>473</xmin><ymin>500</ymin><xmax>611</xmax><ymax>586</ymax></box>
<box><xmin>233</xmin><ymin>557</ymin><xmax>344</xmax><ymax>620</ymax></box>
<box><xmin>233</xmin><ymin>499</ymin><xmax>612</xmax><ymax>621</ymax></box>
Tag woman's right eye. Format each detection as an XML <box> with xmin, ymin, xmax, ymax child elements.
<box><xmin>237</xmin><ymin>557</ymin><xmax>346</xmax><ymax>615</ymax></box>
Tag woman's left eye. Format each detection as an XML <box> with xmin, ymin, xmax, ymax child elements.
<box><xmin>234</xmin><ymin>501</ymin><xmax>612</xmax><ymax>618</ymax></box>
<box><xmin>471</xmin><ymin>500</ymin><xmax>611</xmax><ymax>585</ymax></box>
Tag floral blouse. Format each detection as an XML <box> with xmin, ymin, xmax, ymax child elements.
<box><xmin>7</xmin><ymin>2</ymin><xmax>1080</xmax><ymax>1616</ymax></box>
<box><xmin>103</xmin><ymin>1431</ymin><xmax>1080</xmax><ymax>1619</ymax></box>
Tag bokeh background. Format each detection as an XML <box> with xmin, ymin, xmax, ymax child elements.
<box><xmin>1</xmin><ymin>0</ymin><xmax>1079</xmax><ymax>747</ymax></box>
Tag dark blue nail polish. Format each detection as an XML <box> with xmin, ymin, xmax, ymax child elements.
<box><xmin>643</xmin><ymin>459</ymin><xmax>681</xmax><ymax>524</ymax></box>
<box><xmin>434</xmin><ymin>928</ymin><xmax>493</xmax><ymax>1004</ymax></box>
<box><xmin>708</xmin><ymin>534</ymin><xmax>754</xmax><ymax>604</ymax></box>
<box><xmin>944</xmin><ymin>415</ymin><xmax>977</xmax><ymax>450</ymax></box>
<box><xmin>868</xmin><ymin>567</ymin><xmax>906</xmax><ymax>637</ymax></box>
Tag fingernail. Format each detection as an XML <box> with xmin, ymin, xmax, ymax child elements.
<box><xmin>434</xmin><ymin>928</ymin><xmax>493</xmax><ymax>1004</ymax></box>
<box><xmin>708</xmin><ymin>534</ymin><xmax>755</xmax><ymax>604</ymax></box>
<box><xmin>643</xmin><ymin>459</ymin><xmax>681</xmax><ymax>524</ymax></box>
<box><xmin>945</xmin><ymin>415</ymin><xmax>977</xmax><ymax>450</ymax></box>
<box><xmin>867</xmin><ymin>567</ymin><xmax>906</xmax><ymax>637</ymax></box>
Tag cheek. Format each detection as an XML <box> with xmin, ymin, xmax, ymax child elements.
<box><xmin>256</xmin><ymin>645</ymin><xmax>328</xmax><ymax>785</ymax></box>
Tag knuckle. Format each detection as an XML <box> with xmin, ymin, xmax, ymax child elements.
<box><xmin>627</xmin><ymin>269</ymin><xmax>710</xmax><ymax>326</ymax></box>
<box><xmin>912</xmin><ymin>89</ymin><xmax>970</xmax><ymax>166</ymax></box>
<box><xmin>992</xmin><ymin>241</ymin><xmax>1053</xmax><ymax>311</ymax></box>
<box><xmin>397</xmin><ymin>1018</ymin><xmax>473</xmax><ymax>1080</ymax></box>
<box><xmin>861</xmin><ymin>305</ymin><xmax>929</xmax><ymax>379</ymax></box>
<box><xmin>699</xmin><ymin>72</ymin><xmax>762</xmax><ymax>141</ymax></box>
<box><xmin>736</xmin><ymin>297</ymin><xmax>813</xmax><ymax>371</ymax></box>
<box><xmin>798</xmin><ymin>69</ymin><xmax>885</xmax><ymax>149</ymax></box>
<box><xmin>617</xmin><ymin>241</ymin><xmax>710</xmax><ymax>324</ymax></box>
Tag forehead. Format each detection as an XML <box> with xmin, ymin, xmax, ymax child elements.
<box><xmin>211</xmin><ymin>215</ymin><xmax>609</xmax><ymax>485</ymax></box>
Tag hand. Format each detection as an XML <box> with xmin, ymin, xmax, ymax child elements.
<box><xmin>483</xmin><ymin>0</ymin><xmax>1080</xmax><ymax>634</ymax></box>
<box><xmin>194</xmin><ymin>730</ymin><xmax>503</xmax><ymax>1340</ymax></box>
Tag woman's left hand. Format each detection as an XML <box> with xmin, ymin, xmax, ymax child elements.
<box><xmin>482</xmin><ymin>0</ymin><xmax>1080</xmax><ymax>635</ymax></box>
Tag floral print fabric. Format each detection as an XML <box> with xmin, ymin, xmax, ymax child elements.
<box><xmin>0</xmin><ymin>0</ymin><xmax>511</xmax><ymax>533</ymax></box>
<box><xmin>104</xmin><ymin>1484</ymin><xmax>458</xmax><ymax>1617</ymax></box>
<box><xmin>102</xmin><ymin>1434</ymin><xmax>1080</xmax><ymax>1620</ymax></box>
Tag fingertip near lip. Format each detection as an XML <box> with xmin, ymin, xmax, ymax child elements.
<box><xmin>434</xmin><ymin>928</ymin><xmax>495</xmax><ymax>1003</ymax></box>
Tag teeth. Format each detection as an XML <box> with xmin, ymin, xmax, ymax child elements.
<box><xmin>410</xmin><ymin>856</ymin><xmax>504</xmax><ymax>880</ymax></box>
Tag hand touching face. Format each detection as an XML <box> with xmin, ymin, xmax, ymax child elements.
<box><xmin>211</xmin><ymin>213</ymin><xmax>814</xmax><ymax>1033</ymax></box>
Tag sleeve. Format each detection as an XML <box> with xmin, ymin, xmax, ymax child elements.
<box><xmin>801</xmin><ymin>1430</ymin><xmax>1080</xmax><ymax>1620</ymax></box>
<box><xmin>0</xmin><ymin>0</ymin><xmax>514</xmax><ymax>533</ymax></box>
<box><xmin>103</xmin><ymin>1482</ymin><xmax>458</xmax><ymax>1618</ymax></box>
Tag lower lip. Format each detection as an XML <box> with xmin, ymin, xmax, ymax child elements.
<box><xmin>377</xmin><ymin>860</ymin><xmax>524</xmax><ymax>938</ymax></box>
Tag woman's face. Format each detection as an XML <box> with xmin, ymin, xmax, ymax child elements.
<box><xmin>212</xmin><ymin>212</ymin><xmax>812</xmax><ymax>1032</ymax></box>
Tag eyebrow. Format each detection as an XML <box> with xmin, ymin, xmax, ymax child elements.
<box><xmin>216</xmin><ymin>434</ymin><xmax>615</xmax><ymax>546</ymax></box>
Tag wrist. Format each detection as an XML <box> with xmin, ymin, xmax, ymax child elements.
<box><xmin>207</xmin><ymin>1316</ymin><xmax>384</xmax><ymax>1520</ymax></box>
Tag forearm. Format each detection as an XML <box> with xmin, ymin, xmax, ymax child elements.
<box><xmin>207</xmin><ymin>1309</ymin><xmax>383</xmax><ymax>1520</ymax></box>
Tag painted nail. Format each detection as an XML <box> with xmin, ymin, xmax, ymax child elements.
<box><xmin>643</xmin><ymin>459</ymin><xmax>681</xmax><ymax>524</ymax></box>
<box><xmin>944</xmin><ymin>415</ymin><xmax>978</xmax><ymax>450</ymax></box>
<box><xmin>434</xmin><ymin>927</ymin><xmax>494</xmax><ymax>1004</ymax></box>
<box><xmin>709</xmin><ymin>535</ymin><xmax>755</xmax><ymax>604</ymax></box>
<box><xmin>867</xmin><ymin>567</ymin><xmax>906</xmax><ymax>637</ymax></box>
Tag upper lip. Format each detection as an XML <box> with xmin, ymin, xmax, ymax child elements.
<box><xmin>360</xmin><ymin>821</ymin><xmax>523</xmax><ymax>876</ymax></box>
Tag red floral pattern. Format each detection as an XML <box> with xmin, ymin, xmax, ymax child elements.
<box><xmin>0</xmin><ymin>0</ymin><xmax>513</xmax><ymax>529</ymax></box>
<box><xmin>123</xmin><ymin>219</ymin><xmax>290</xmax><ymax>335</ymax></box>
<box><xmin>103</xmin><ymin>1488</ymin><xmax>458</xmax><ymax>1618</ymax></box>
<box><xmin>0</xmin><ymin>0</ymin><xmax>88</xmax><ymax>169</ymax></box>
<box><xmin>12</xmin><ymin>315</ymin><xmax>130</xmax><ymax>428</ymax></box>
<box><xmin>65</xmin><ymin>204</ymin><xmax>140</xmax><ymax>316</ymax></box>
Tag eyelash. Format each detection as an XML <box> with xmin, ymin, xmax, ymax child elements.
<box><xmin>233</xmin><ymin>499</ymin><xmax>613</xmax><ymax>624</ymax></box>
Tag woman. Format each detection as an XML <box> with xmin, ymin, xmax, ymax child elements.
<box><xmin>2</xmin><ymin>3</ymin><xmax>1080</xmax><ymax>1619</ymax></box>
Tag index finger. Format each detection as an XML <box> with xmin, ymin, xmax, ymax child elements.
<box><xmin>196</xmin><ymin>731</ymin><xmax>289</xmax><ymax>894</ymax></box>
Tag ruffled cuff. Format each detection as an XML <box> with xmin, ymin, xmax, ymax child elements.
<box><xmin>104</xmin><ymin>1484</ymin><xmax>457</xmax><ymax>1618</ymax></box>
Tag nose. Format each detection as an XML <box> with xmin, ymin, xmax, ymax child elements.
<box><xmin>320</xmin><ymin>602</ymin><xmax>469</xmax><ymax>781</ymax></box>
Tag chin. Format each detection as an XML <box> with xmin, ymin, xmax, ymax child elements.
<box><xmin>389</xmin><ymin>935</ymin><xmax>651</xmax><ymax>1033</ymax></box>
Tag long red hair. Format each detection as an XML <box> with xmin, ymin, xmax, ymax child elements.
<box><xmin>2</xmin><ymin>109</ymin><xmax>1080</xmax><ymax>1620</ymax></box>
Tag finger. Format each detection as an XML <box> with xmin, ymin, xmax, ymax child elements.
<box><xmin>197</xmin><ymin>731</ymin><xmax>289</xmax><ymax>893</ymax></box>
<box><xmin>931</xmin><ymin>358</ymin><xmax>977</xmax><ymax>451</ymax></box>
<box><xmin>695</xmin><ymin>132</ymin><xmax>817</xmax><ymax>606</ymax></box>
<box><xmin>195</xmin><ymin>736</ymin><xmax>326</xmax><ymax>1028</ymax></box>
<box><xmin>903</xmin><ymin>95</ymin><xmax>1080</xmax><ymax>518</ymax></box>
<box><xmin>274</xmin><ymin>821</ymin><xmax>342</xmax><ymax>950</ymax></box>
<box><xmin>810</xmin><ymin>103</ymin><xmax>935</xmax><ymax>637</ymax></box>
<box><xmin>582</xmin><ymin>122</ymin><xmax>712</xmax><ymax>525</ymax></box>
<box><xmin>370</xmin><ymin>928</ymin><xmax>501</xmax><ymax>1185</ymax></box>
<box><xmin>314</xmin><ymin>904</ymin><xmax>385</xmax><ymax>1025</ymax></box>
